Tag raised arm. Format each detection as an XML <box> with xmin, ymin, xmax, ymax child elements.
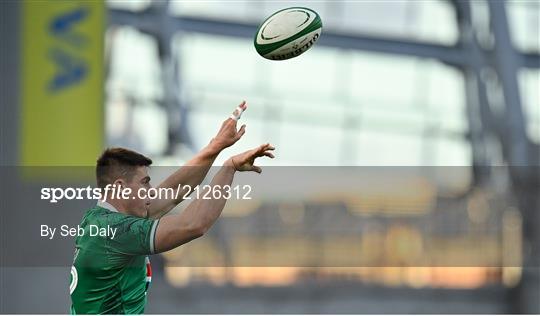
<box><xmin>148</xmin><ymin>101</ymin><xmax>248</xmax><ymax>219</ymax></box>
<box><xmin>153</xmin><ymin>143</ymin><xmax>275</xmax><ymax>253</ymax></box>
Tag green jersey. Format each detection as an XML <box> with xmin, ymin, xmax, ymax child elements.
<box><xmin>69</xmin><ymin>201</ymin><xmax>160</xmax><ymax>314</ymax></box>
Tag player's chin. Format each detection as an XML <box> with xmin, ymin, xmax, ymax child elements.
<box><xmin>130</xmin><ymin>204</ymin><xmax>150</xmax><ymax>218</ymax></box>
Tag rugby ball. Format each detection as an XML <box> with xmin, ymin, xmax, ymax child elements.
<box><xmin>254</xmin><ymin>7</ymin><xmax>322</xmax><ymax>60</ymax></box>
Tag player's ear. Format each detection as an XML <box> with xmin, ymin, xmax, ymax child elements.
<box><xmin>113</xmin><ymin>178</ymin><xmax>124</xmax><ymax>188</ymax></box>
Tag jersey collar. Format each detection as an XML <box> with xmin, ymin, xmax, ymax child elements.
<box><xmin>97</xmin><ymin>200</ymin><xmax>119</xmax><ymax>213</ymax></box>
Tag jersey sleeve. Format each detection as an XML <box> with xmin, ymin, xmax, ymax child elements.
<box><xmin>107</xmin><ymin>214</ymin><xmax>160</xmax><ymax>256</ymax></box>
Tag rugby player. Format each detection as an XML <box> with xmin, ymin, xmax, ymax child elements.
<box><xmin>69</xmin><ymin>102</ymin><xmax>274</xmax><ymax>314</ymax></box>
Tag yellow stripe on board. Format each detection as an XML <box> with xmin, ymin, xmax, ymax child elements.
<box><xmin>21</xmin><ymin>0</ymin><xmax>104</xmax><ymax>167</ymax></box>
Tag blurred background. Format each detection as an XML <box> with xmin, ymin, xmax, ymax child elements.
<box><xmin>1</xmin><ymin>0</ymin><xmax>539</xmax><ymax>314</ymax></box>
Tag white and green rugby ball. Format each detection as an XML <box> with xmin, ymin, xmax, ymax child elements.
<box><xmin>254</xmin><ymin>7</ymin><xmax>323</xmax><ymax>60</ymax></box>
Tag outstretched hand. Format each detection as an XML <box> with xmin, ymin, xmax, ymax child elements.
<box><xmin>212</xmin><ymin>101</ymin><xmax>248</xmax><ymax>150</ymax></box>
<box><xmin>229</xmin><ymin>143</ymin><xmax>275</xmax><ymax>174</ymax></box>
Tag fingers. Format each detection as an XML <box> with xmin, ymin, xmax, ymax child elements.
<box><xmin>230</xmin><ymin>100</ymin><xmax>247</xmax><ymax>121</ymax></box>
<box><xmin>256</xmin><ymin>143</ymin><xmax>275</xmax><ymax>154</ymax></box>
<box><xmin>230</xmin><ymin>143</ymin><xmax>275</xmax><ymax>174</ymax></box>
<box><xmin>236</xmin><ymin>124</ymin><xmax>246</xmax><ymax>139</ymax></box>
<box><xmin>238</xmin><ymin>100</ymin><xmax>247</xmax><ymax>111</ymax></box>
<box><xmin>250</xmin><ymin>145</ymin><xmax>275</xmax><ymax>174</ymax></box>
<box><xmin>253</xmin><ymin>144</ymin><xmax>275</xmax><ymax>160</ymax></box>
<box><xmin>251</xmin><ymin>165</ymin><xmax>262</xmax><ymax>174</ymax></box>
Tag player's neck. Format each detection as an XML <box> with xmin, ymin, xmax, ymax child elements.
<box><xmin>99</xmin><ymin>198</ymin><xmax>128</xmax><ymax>214</ymax></box>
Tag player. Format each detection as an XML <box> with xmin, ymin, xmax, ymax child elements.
<box><xmin>69</xmin><ymin>101</ymin><xmax>275</xmax><ymax>314</ymax></box>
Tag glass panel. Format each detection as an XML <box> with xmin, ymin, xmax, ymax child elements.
<box><xmin>519</xmin><ymin>69</ymin><xmax>540</xmax><ymax>144</ymax></box>
<box><xmin>176</xmin><ymin>34</ymin><xmax>469</xmax><ymax>167</ymax></box>
<box><xmin>107</xmin><ymin>0</ymin><xmax>151</xmax><ymax>12</ymax></box>
<box><xmin>107</xmin><ymin>27</ymin><xmax>163</xmax><ymax>100</ymax></box>
<box><xmin>170</xmin><ymin>0</ymin><xmax>255</xmax><ymax>22</ymax></box>
<box><xmin>178</xmin><ymin>35</ymin><xmax>256</xmax><ymax>92</ymax></box>
<box><xmin>106</xmin><ymin>27</ymin><xmax>167</xmax><ymax>155</ymax></box>
<box><xmin>338</xmin><ymin>0</ymin><xmax>458</xmax><ymax>45</ymax></box>
<box><xmin>507</xmin><ymin>0</ymin><xmax>540</xmax><ymax>53</ymax></box>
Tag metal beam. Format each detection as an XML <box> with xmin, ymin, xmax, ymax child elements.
<box><xmin>174</xmin><ymin>16</ymin><xmax>469</xmax><ymax>66</ymax></box>
<box><xmin>521</xmin><ymin>52</ymin><xmax>540</xmax><ymax>68</ymax></box>
<box><xmin>488</xmin><ymin>0</ymin><xmax>530</xmax><ymax>166</ymax></box>
<box><xmin>108</xmin><ymin>8</ymin><xmax>539</xmax><ymax>69</ymax></box>
<box><xmin>454</xmin><ymin>0</ymin><xmax>492</xmax><ymax>181</ymax></box>
<box><xmin>486</xmin><ymin>1</ymin><xmax>539</xmax><ymax>313</ymax></box>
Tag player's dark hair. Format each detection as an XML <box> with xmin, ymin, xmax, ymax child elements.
<box><xmin>96</xmin><ymin>147</ymin><xmax>152</xmax><ymax>189</ymax></box>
